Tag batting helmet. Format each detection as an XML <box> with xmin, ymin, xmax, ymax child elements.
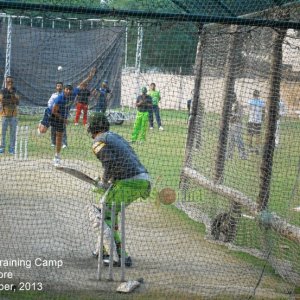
<box><xmin>87</xmin><ymin>112</ymin><xmax>110</xmax><ymax>135</ymax></box>
<box><xmin>141</xmin><ymin>86</ymin><xmax>147</xmax><ymax>94</ymax></box>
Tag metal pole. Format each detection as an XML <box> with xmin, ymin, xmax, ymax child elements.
<box><xmin>135</xmin><ymin>22</ymin><xmax>143</xmax><ymax>97</ymax></box>
<box><xmin>120</xmin><ymin>202</ymin><xmax>126</xmax><ymax>281</ymax></box>
<box><xmin>97</xmin><ymin>203</ymin><xmax>106</xmax><ymax>281</ymax></box>
<box><xmin>14</xmin><ymin>125</ymin><xmax>18</xmax><ymax>160</ymax></box>
<box><xmin>3</xmin><ymin>15</ymin><xmax>12</xmax><ymax>88</ymax></box>
<box><xmin>124</xmin><ymin>22</ymin><xmax>128</xmax><ymax>69</ymax></box>
<box><xmin>108</xmin><ymin>202</ymin><xmax>116</xmax><ymax>281</ymax></box>
<box><xmin>24</xmin><ymin>125</ymin><xmax>29</xmax><ymax>160</ymax></box>
<box><xmin>19</xmin><ymin>125</ymin><xmax>23</xmax><ymax>160</ymax></box>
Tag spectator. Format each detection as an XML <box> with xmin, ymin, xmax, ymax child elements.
<box><xmin>93</xmin><ymin>80</ymin><xmax>111</xmax><ymax>113</ymax></box>
<box><xmin>227</xmin><ymin>93</ymin><xmax>247</xmax><ymax>160</ymax></box>
<box><xmin>247</xmin><ymin>90</ymin><xmax>266</xmax><ymax>155</ymax></box>
<box><xmin>187</xmin><ymin>99</ymin><xmax>192</xmax><ymax>116</ymax></box>
<box><xmin>148</xmin><ymin>83</ymin><xmax>163</xmax><ymax>130</ymax></box>
<box><xmin>187</xmin><ymin>98</ymin><xmax>192</xmax><ymax>123</ymax></box>
<box><xmin>131</xmin><ymin>87</ymin><xmax>152</xmax><ymax>143</ymax></box>
<box><xmin>0</xmin><ymin>76</ymin><xmax>20</xmax><ymax>154</ymax></box>
<box><xmin>275</xmin><ymin>99</ymin><xmax>286</xmax><ymax>147</ymax></box>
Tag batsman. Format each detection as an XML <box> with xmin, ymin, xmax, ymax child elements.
<box><xmin>87</xmin><ymin>112</ymin><xmax>151</xmax><ymax>267</ymax></box>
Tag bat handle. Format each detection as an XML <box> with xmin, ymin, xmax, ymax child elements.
<box><xmin>99</xmin><ymin>183</ymin><xmax>113</xmax><ymax>205</ymax></box>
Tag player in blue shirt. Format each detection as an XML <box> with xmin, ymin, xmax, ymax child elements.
<box><xmin>52</xmin><ymin>68</ymin><xmax>96</xmax><ymax>166</ymax></box>
<box><xmin>93</xmin><ymin>80</ymin><xmax>112</xmax><ymax>113</ymax></box>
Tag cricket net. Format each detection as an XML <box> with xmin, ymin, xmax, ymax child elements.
<box><xmin>0</xmin><ymin>1</ymin><xmax>299</xmax><ymax>299</ymax></box>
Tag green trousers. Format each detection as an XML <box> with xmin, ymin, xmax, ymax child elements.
<box><xmin>131</xmin><ymin>111</ymin><xmax>149</xmax><ymax>141</ymax></box>
<box><xmin>104</xmin><ymin>179</ymin><xmax>151</xmax><ymax>251</ymax></box>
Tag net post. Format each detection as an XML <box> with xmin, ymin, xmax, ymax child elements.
<box><xmin>120</xmin><ymin>201</ymin><xmax>126</xmax><ymax>282</ymax></box>
<box><xmin>97</xmin><ymin>202</ymin><xmax>106</xmax><ymax>281</ymax></box>
<box><xmin>108</xmin><ymin>202</ymin><xmax>116</xmax><ymax>281</ymax></box>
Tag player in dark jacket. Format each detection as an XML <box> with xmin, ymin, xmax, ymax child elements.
<box><xmin>87</xmin><ymin>112</ymin><xmax>151</xmax><ymax>266</ymax></box>
<box><xmin>74</xmin><ymin>81</ymin><xmax>91</xmax><ymax>126</ymax></box>
<box><xmin>93</xmin><ymin>80</ymin><xmax>111</xmax><ymax>113</ymax></box>
<box><xmin>131</xmin><ymin>86</ymin><xmax>152</xmax><ymax>142</ymax></box>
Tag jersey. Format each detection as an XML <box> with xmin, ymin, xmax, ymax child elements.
<box><xmin>76</xmin><ymin>88</ymin><xmax>91</xmax><ymax>105</ymax></box>
<box><xmin>48</xmin><ymin>91</ymin><xmax>61</xmax><ymax>109</ymax></box>
<box><xmin>0</xmin><ymin>88</ymin><xmax>19</xmax><ymax>117</ymax></box>
<box><xmin>136</xmin><ymin>95</ymin><xmax>152</xmax><ymax>112</ymax></box>
<box><xmin>248</xmin><ymin>98</ymin><xmax>265</xmax><ymax>124</ymax></box>
<box><xmin>148</xmin><ymin>90</ymin><xmax>160</xmax><ymax>106</ymax></box>
<box><xmin>92</xmin><ymin>131</ymin><xmax>148</xmax><ymax>183</ymax></box>
<box><xmin>230</xmin><ymin>102</ymin><xmax>243</xmax><ymax>124</ymax></box>
<box><xmin>52</xmin><ymin>87</ymin><xmax>80</xmax><ymax>119</ymax></box>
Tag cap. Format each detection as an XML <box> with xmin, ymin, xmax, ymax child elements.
<box><xmin>65</xmin><ymin>84</ymin><xmax>73</xmax><ymax>90</ymax></box>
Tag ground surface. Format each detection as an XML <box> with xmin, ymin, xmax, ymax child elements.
<box><xmin>0</xmin><ymin>159</ymin><xmax>294</xmax><ymax>299</ymax></box>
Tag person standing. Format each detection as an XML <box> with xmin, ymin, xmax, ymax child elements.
<box><xmin>275</xmin><ymin>100</ymin><xmax>286</xmax><ymax>147</ymax></box>
<box><xmin>93</xmin><ymin>80</ymin><xmax>111</xmax><ymax>113</ymax></box>
<box><xmin>51</xmin><ymin>68</ymin><xmax>96</xmax><ymax>166</ymax></box>
<box><xmin>74</xmin><ymin>81</ymin><xmax>91</xmax><ymax>126</ymax></box>
<box><xmin>0</xmin><ymin>76</ymin><xmax>20</xmax><ymax>154</ymax></box>
<box><xmin>227</xmin><ymin>93</ymin><xmax>247</xmax><ymax>160</ymax></box>
<box><xmin>131</xmin><ymin>87</ymin><xmax>152</xmax><ymax>143</ymax></box>
<box><xmin>87</xmin><ymin>112</ymin><xmax>151</xmax><ymax>266</ymax></box>
<box><xmin>247</xmin><ymin>90</ymin><xmax>265</xmax><ymax>155</ymax></box>
<box><xmin>148</xmin><ymin>83</ymin><xmax>163</xmax><ymax>130</ymax></box>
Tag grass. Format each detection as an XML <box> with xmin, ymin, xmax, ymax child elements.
<box><xmin>15</xmin><ymin>110</ymin><xmax>300</xmax><ymax>226</ymax></box>
<box><xmin>1</xmin><ymin>109</ymin><xmax>299</xmax><ymax>299</ymax></box>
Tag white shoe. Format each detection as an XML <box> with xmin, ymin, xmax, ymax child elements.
<box><xmin>53</xmin><ymin>155</ymin><xmax>61</xmax><ymax>167</ymax></box>
<box><xmin>51</xmin><ymin>144</ymin><xmax>55</xmax><ymax>147</ymax></box>
<box><xmin>159</xmin><ymin>126</ymin><xmax>164</xmax><ymax>131</ymax></box>
<box><xmin>62</xmin><ymin>144</ymin><xmax>67</xmax><ymax>149</ymax></box>
<box><xmin>150</xmin><ymin>127</ymin><xmax>153</xmax><ymax>130</ymax></box>
<box><xmin>75</xmin><ymin>123</ymin><xmax>79</xmax><ymax>126</ymax></box>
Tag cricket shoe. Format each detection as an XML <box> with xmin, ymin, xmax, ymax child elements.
<box><xmin>103</xmin><ymin>255</ymin><xmax>132</xmax><ymax>267</ymax></box>
<box><xmin>91</xmin><ymin>251</ymin><xmax>109</xmax><ymax>260</ymax></box>
<box><xmin>53</xmin><ymin>155</ymin><xmax>61</xmax><ymax>167</ymax></box>
<box><xmin>91</xmin><ymin>204</ymin><xmax>102</xmax><ymax>214</ymax></box>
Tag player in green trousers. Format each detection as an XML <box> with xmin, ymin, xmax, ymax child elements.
<box><xmin>87</xmin><ymin>112</ymin><xmax>151</xmax><ymax>267</ymax></box>
<box><xmin>131</xmin><ymin>87</ymin><xmax>153</xmax><ymax>142</ymax></box>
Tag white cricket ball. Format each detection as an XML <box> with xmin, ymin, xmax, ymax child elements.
<box><xmin>57</xmin><ymin>66</ymin><xmax>63</xmax><ymax>71</ymax></box>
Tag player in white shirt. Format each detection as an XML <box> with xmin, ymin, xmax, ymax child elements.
<box><xmin>247</xmin><ymin>90</ymin><xmax>265</xmax><ymax>154</ymax></box>
<box><xmin>275</xmin><ymin>100</ymin><xmax>285</xmax><ymax>147</ymax></box>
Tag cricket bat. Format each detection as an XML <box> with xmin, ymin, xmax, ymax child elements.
<box><xmin>56</xmin><ymin>166</ymin><xmax>98</xmax><ymax>186</ymax></box>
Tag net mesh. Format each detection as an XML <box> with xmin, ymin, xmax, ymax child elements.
<box><xmin>0</xmin><ymin>1</ymin><xmax>299</xmax><ymax>299</ymax></box>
